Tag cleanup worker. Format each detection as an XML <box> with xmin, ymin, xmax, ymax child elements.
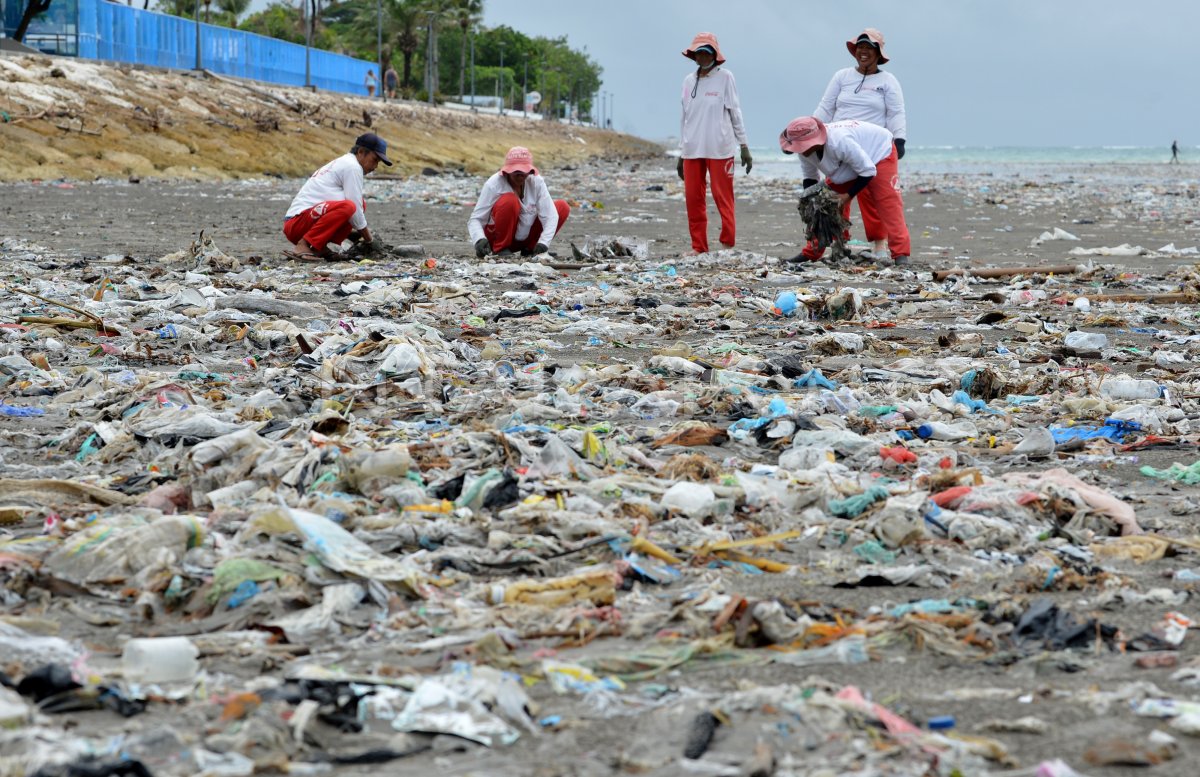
<box><xmin>813</xmin><ymin>27</ymin><xmax>907</xmax><ymax>260</ymax></box>
<box><xmin>780</xmin><ymin>116</ymin><xmax>910</xmax><ymax>263</ymax></box>
<box><xmin>677</xmin><ymin>31</ymin><xmax>751</xmax><ymax>255</ymax></box>
<box><xmin>283</xmin><ymin>133</ymin><xmax>390</xmax><ymax>261</ymax></box>
<box><xmin>469</xmin><ymin>146</ymin><xmax>569</xmax><ymax>258</ymax></box>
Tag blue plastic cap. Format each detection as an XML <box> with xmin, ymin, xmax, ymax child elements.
<box><xmin>915</xmin><ymin>424</ymin><xmax>934</xmax><ymax>439</ymax></box>
<box><xmin>927</xmin><ymin>715</ymin><xmax>956</xmax><ymax>730</ymax></box>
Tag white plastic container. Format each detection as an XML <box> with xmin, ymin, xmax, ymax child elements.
<box><xmin>122</xmin><ymin>637</ymin><xmax>199</xmax><ymax>684</ymax></box>
<box><xmin>1064</xmin><ymin>331</ymin><xmax>1108</xmax><ymax>350</ymax></box>
<box><xmin>1099</xmin><ymin>378</ymin><xmax>1162</xmax><ymax>401</ymax></box>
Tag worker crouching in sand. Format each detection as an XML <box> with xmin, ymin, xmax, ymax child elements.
<box><xmin>283</xmin><ymin>133</ymin><xmax>390</xmax><ymax>262</ymax></box>
<box><xmin>469</xmin><ymin>147</ymin><xmax>570</xmax><ymax>259</ymax></box>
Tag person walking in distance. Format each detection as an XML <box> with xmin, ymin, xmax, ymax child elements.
<box><xmin>677</xmin><ymin>32</ymin><xmax>751</xmax><ymax>254</ymax></box>
<box><xmin>1171</xmin><ymin>140</ymin><xmax>1180</xmax><ymax>164</ymax></box>
<box><xmin>385</xmin><ymin>65</ymin><xmax>399</xmax><ymax>100</ymax></box>
<box><xmin>365</xmin><ymin>69</ymin><xmax>378</xmax><ymax>97</ymax></box>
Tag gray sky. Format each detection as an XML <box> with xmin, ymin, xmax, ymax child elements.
<box><xmin>482</xmin><ymin>0</ymin><xmax>1196</xmax><ymax>148</ymax></box>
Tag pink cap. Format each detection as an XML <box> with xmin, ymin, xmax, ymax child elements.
<box><xmin>779</xmin><ymin>117</ymin><xmax>827</xmax><ymax>155</ymax></box>
<box><xmin>500</xmin><ymin>146</ymin><xmax>536</xmax><ymax>175</ymax></box>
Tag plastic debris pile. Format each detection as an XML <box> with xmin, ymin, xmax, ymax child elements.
<box><xmin>2</xmin><ymin>163</ymin><xmax>1200</xmax><ymax>775</ymax></box>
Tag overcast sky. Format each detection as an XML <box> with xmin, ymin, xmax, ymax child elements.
<box><xmin>481</xmin><ymin>0</ymin><xmax>1196</xmax><ymax>148</ymax></box>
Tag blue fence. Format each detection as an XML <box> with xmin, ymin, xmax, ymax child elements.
<box><xmin>67</xmin><ymin>0</ymin><xmax>377</xmax><ymax>96</ymax></box>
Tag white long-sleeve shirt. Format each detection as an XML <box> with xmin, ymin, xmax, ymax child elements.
<box><xmin>813</xmin><ymin>67</ymin><xmax>906</xmax><ymax>141</ymax></box>
<box><xmin>286</xmin><ymin>154</ymin><xmax>368</xmax><ymax>230</ymax></box>
<box><xmin>679</xmin><ymin>68</ymin><xmax>748</xmax><ymax>159</ymax></box>
<box><xmin>799</xmin><ymin>120</ymin><xmax>894</xmax><ymax>185</ymax></box>
<box><xmin>467</xmin><ymin>172</ymin><xmax>559</xmax><ymax>247</ymax></box>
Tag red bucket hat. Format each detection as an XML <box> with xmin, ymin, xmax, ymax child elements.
<box><xmin>682</xmin><ymin>32</ymin><xmax>726</xmax><ymax>66</ymax></box>
<box><xmin>779</xmin><ymin>117</ymin><xmax>827</xmax><ymax>155</ymax></box>
<box><xmin>500</xmin><ymin>146</ymin><xmax>537</xmax><ymax>175</ymax></box>
<box><xmin>846</xmin><ymin>28</ymin><xmax>889</xmax><ymax>64</ymax></box>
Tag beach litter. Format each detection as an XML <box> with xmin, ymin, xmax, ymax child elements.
<box><xmin>1</xmin><ymin>156</ymin><xmax>1199</xmax><ymax>776</ymax></box>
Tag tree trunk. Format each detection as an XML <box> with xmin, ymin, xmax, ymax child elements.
<box><xmin>402</xmin><ymin>51</ymin><xmax>413</xmax><ymax>89</ymax></box>
<box><xmin>13</xmin><ymin>0</ymin><xmax>53</xmax><ymax>42</ymax></box>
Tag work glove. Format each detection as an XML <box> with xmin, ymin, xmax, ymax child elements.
<box><xmin>474</xmin><ymin>238</ymin><xmax>491</xmax><ymax>258</ymax></box>
<box><xmin>676</xmin><ymin>157</ymin><xmax>684</xmax><ymax>181</ymax></box>
<box><xmin>802</xmin><ymin>178</ymin><xmax>819</xmax><ymax>190</ymax></box>
<box><xmin>740</xmin><ymin>145</ymin><xmax>753</xmax><ymax>174</ymax></box>
<box><xmin>532</xmin><ymin>243</ymin><xmax>549</xmax><ymax>255</ymax></box>
<box><xmin>348</xmin><ymin>229</ymin><xmax>364</xmax><ymax>243</ymax></box>
<box><xmin>894</xmin><ymin>139</ymin><xmax>905</xmax><ymax>160</ymax></box>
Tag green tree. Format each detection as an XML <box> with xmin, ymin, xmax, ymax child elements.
<box><xmin>216</xmin><ymin>0</ymin><xmax>250</xmax><ymax>24</ymax></box>
<box><xmin>449</xmin><ymin>0</ymin><xmax>481</xmax><ymax>100</ymax></box>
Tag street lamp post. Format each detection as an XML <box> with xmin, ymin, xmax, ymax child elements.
<box><xmin>194</xmin><ymin>0</ymin><xmax>201</xmax><ymax>70</ymax></box>
<box><xmin>304</xmin><ymin>0</ymin><xmax>313</xmax><ymax>88</ymax></box>
<box><xmin>376</xmin><ymin>0</ymin><xmax>382</xmax><ymax>102</ymax></box>
<box><xmin>497</xmin><ymin>41</ymin><xmax>505</xmax><ymax>115</ymax></box>
<box><xmin>469</xmin><ymin>32</ymin><xmax>476</xmax><ymax>113</ymax></box>
<box><xmin>522</xmin><ymin>55</ymin><xmax>528</xmax><ymax>119</ymax></box>
<box><xmin>426</xmin><ymin>11</ymin><xmax>435</xmax><ymax>105</ymax></box>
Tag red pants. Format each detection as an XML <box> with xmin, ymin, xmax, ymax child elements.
<box><xmin>483</xmin><ymin>193</ymin><xmax>570</xmax><ymax>252</ymax></box>
<box><xmin>683</xmin><ymin>157</ymin><xmax>735</xmax><ymax>253</ymax></box>
<box><xmin>283</xmin><ymin>200</ymin><xmax>357</xmax><ymax>253</ymax></box>
<box><xmin>802</xmin><ymin>146</ymin><xmax>910</xmax><ymax>259</ymax></box>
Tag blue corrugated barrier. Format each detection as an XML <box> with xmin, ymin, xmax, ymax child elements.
<box><xmin>73</xmin><ymin>0</ymin><xmax>376</xmax><ymax>97</ymax></box>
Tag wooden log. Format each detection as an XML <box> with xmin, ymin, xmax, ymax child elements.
<box><xmin>1084</xmin><ymin>292</ymin><xmax>1199</xmax><ymax>304</ymax></box>
<box><xmin>203</xmin><ymin>69</ymin><xmax>303</xmax><ymax>112</ymax></box>
<box><xmin>933</xmin><ymin>264</ymin><xmax>1079</xmax><ymax>281</ymax></box>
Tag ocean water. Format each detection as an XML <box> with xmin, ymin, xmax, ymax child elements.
<box><xmin>750</xmin><ymin>145</ymin><xmax>1200</xmax><ymax>181</ymax></box>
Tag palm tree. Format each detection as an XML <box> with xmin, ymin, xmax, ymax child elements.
<box><xmin>217</xmin><ymin>0</ymin><xmax>250</xmax><ymax>25</ymax></box>
<box><xmin>383</xmin><ymin>0</ymin><xmax>422</xmax><ymax>89</ymax></box>
<box><xmin>450</xmin><ymin>0</ymin><xmax>482</xmax><ymax>100</ymax></box>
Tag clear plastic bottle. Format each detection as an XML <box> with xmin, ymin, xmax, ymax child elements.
<box><xmin>1100</xmin><ymin>378</ymin><xmax>1162</xmax><ymax>401</ymax></box>
<box><xmin>915</xmin><ymin>420</ymin><xmax>977</xmax><ymax>441</ymax></box>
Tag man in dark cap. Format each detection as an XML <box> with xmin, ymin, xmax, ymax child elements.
<box><xmin>283</xmin><ymin>133</ymin><xmax>391</xmax><ymax>261</ymax></box>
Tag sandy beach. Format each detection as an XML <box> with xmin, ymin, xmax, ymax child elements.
<box><xmin>5</xmin><ymin>54</ymin><xmax>1200</xmax><ymax>776</ymax></box>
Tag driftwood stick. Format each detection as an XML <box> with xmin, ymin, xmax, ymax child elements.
<box><xmin>932</xmin><ymin>264</ymin><xmax>1079</xmax><ymax>281</ymax></box>
<box><xmin>1084</xmin><ymin>292</ymin><xmax>1200</xmax><ymax>304</ymax></box>
<box><xmin>5</xmin><ymin>283</ymin><xmax>103</xmax><ymax>324</ymax></box>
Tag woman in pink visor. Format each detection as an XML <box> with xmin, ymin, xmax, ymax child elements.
<box><xmin>780</xmin><ymin>116</ymin><xmax>910</xmax><ymax>264</ymax></box>
<box><xmin>811</xmin><ymin>28</ymin><xmax>907</xmax><ymax>262</ymax></box>
<box><xmin>677</xmin><ymin>32</ymin><xmax>752</xmax><ymax>255</ymax></box>
<box><xmin>468</xmin><ymin>146</ymin><xmax>570</xmax><ymax>258</ymax></box>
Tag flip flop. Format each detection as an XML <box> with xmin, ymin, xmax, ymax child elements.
<box><xmin>283</xmin><ymin>249</ymin><xmax>322</xmax><ymax>262</ymax></box>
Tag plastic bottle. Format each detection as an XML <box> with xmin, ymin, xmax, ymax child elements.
<box><xmin>773</xmin><ymin>291</ymin><xmax>798</xmax><ymax>316</ymax></box>
<box><xmin>122</xmin><ymin>637</ymin><xmax>199</xmax><ymax>683</ymax></box>
<box><xmin>1064</xmin><ymin>331</ymin><xmax>1108</xmax><ymax>350</ymax></box>
<box><xmin>1099</xmin><ymin>377</ymin><xmax>1162</xmax><ymax>401</ymax></box>
<box><xmin>915</xmin><ymin>420</ymin><xmax>977</xmax><ymax>441</ymax></box>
